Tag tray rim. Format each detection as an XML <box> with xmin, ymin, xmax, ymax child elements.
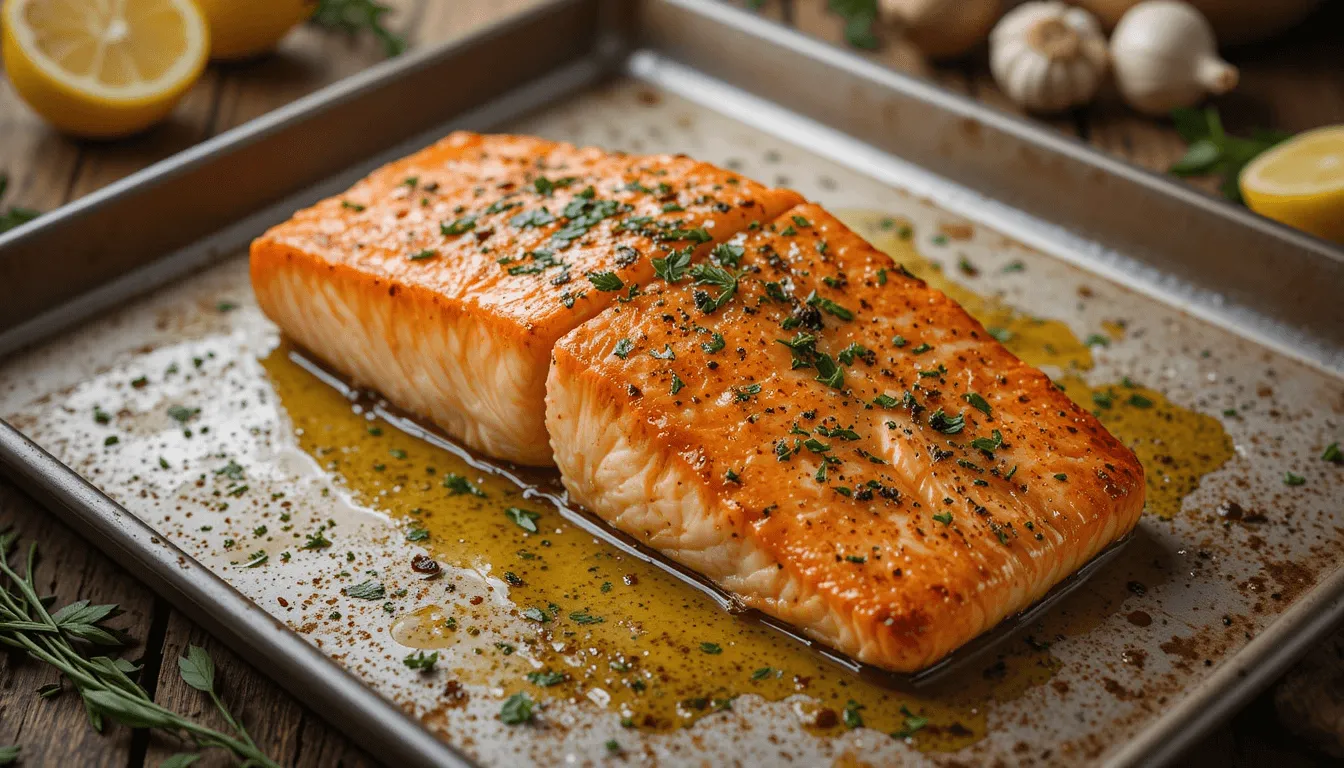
<box><xmin>1</xmin><ymin>1</ymin><xmax>1341</xmax><ymax>766</ymax></box>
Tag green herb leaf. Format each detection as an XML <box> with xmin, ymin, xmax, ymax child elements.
<box><xmin>527</xmin><ymin>670</ymin><xmax>567</xmax><ymax>687</ymax></box>
<box><xmin>587</xmin><ymin>271</ymin><xmax>624</xmax><ymax>291</ymax></box>
<box><xmin>506</xmin><ymin>507</ymin><xmax>541</xmax><ymax>533</ymax></box>
<box><xmin>177</xmin><ymin>646</ymin><xmax>215</xmax><ymax>693</ymax></box>
<box><xmin>963</xmin><ymin>392</ymin><xmax>992</xmax><ymax>417</ymax></box>
<box><xmin>403</xmin><ymin>650</ymin><xmax>439</xmax><ymax>671</ymax></box>
<box><xmin>928</xmin><ymin>409</ymin><xmax>964</xmax><ymax>434</ymax></box>
<box><xmin>699</xmin><ymin>642</ymin><xmax>723</xmax><ymax>655</ymax></box>
<box><xmin>499</xmin><ymin>692</ymin><xmax>535</xmax><ymax>725</ymax></box>
<box><xmin>652</xmin><ymin>247</ymin><xmax>693</xmax><ymax>282</ymax></box>
<box><xmin>1284</xmin><ymin>471</ymin><xmax>1306</xmax><ymax>486</ymax></box>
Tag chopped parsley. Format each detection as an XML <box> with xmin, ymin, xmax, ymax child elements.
<box><xmin>689</xmin><ymin>262</ymin><xmax>740</xmax><ymax>314</ymax></box>
<box><xmin>613</xmin><ymin>338</ymin><xmax>635</xmax><ymax>359</ymax></box>
<box><xmin>701</xmin><ymin>332</ymin><xmax>726</xmax><ymax>354</ymax></box>
<box><xmin>699</xmin><ymin>642</ymin><xmax>723</xmax><ymax>655</ymax></box>
<box><xmin>813</xmin><ymin>352</ymin><xmax>844</xmax><ymax>390</ymax></box>
<box><xmin>1283</xmin><ymin>471</ymin><xmax>1306</xmax><ymax>486</ymax></box>
<box><xmin>963</xmin><ymin>392</ymin><xmax>992</xmax><ymax>417</ymax></box>
<box><xmin>506</xmin><ymin>507</ymin><xmax>541</xmax><ymax>533</ymax></box>
<box><xmin>440</xmin><ymin>215</ymin><xmax>477</xmax><ymax>235</ymax></box>
<box><xmin>842</xmin><ymin>699</ymin><xmax>864</xmax><ymax>729</ymax></box>
<box><xmin>932</xmin><ymin>511</ymin><xmax>953</xmax><ymax>525</ymax></box>
<box><xmin>586</xmin><ymin>271</ymin><xmax>624</xmax><ymax>291</ymax></box>
<box><xmin>650</xmin><ymin>344</ymin><xmax>676</xmax><ymax>360</ymax></box>
<box><xmin>652</xmin><ymin>247</ymin><xmax>693</xmax><ymax>282</ymax></box>
<box><xmin>403</xmin><ymin>651</ymin><xmax>438</xmax><ymax>671</ymax></box>
<box><xmin>408</xmin><ymin>249</ymin><xmax>437</xmax><ymax>261</ymax></box>
<box><xmin>442</xmin><ymin>473</ymin><xmax>486</xmax><ymax>497</ymax></box>
<box><xmin>805</xmin><ymin>291</ymin><xmax>854</xmax><ymax>321</ymax></box>
<box><xmin>527</xmin><ymin>670</ymin><xmax>566</xmax><ymax>687</ymax></box>
<box><xmin>569</xmin><ymin>610</ymin><xmax>605</xmax><ymax>625</ymax></box>
<box><xmin>499</xmin><ymin>693</ymin><xmax>534</xmax><ymax>725</ymax></box>
<box><xmin>1127</xmin><ymin>393</ymin><xmax>1154</xmax><ymax>408</ymax></box>
<box><xmin>927</xmin><ymin>409</ymin><xmax>965</xmax><ymax>434</ymax></box>
<box><xmin>1324</xmin><ymin>443</ymin><xmax>1342</xmax><ymax>463</ymax></box>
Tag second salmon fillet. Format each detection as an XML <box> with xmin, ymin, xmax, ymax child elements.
<box><xmin>546</xmin><ymin>203</ymin><xmax>1145</xmax><ymax>672</ymax></box>
<box><xmin>251</xmin><ymin>133</ymin><xmax>801</xmax><ymax>464</ymax></box>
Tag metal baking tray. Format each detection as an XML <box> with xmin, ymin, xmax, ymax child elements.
<box><xmin>2</xmin><ymin>1</ymin><xmax>1342</xmax><ymax>766</ymax></box>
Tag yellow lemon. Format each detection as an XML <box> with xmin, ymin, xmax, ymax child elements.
<box><xmin>196</xmin><ymin>0</ymin><xmax>317</xmax><ymax>61</ymax></box>
<box><xmin>1240</xmin><ymin>126</ymin><xmax>1344</xmax><ymax>244</ymax></box>
<box><xmin>2</xmin><ymin>0</ymin><xmax>209</xmax><ymax>138</ymax></box>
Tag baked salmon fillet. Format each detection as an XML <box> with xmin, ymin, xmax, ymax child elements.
<box><xmin>546</xmin><ymin>203</ymin><xmax>1144</xmax><ymax>671</ymax></box>
<box><xmin>251</xmin><ymin>132</ymin><xmax>802</xmax><ymax>464</ymax></box>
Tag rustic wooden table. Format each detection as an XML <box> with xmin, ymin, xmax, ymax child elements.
<box><xmin>1</xmin><ymin>1</ymin><xmax>1341</xmax><ymax>765</ymax></box>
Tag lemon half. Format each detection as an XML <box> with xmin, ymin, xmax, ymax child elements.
<box><xmin>1240</xmin><ymin>126</ymin><xmax>1344</xmax><ymax>244</ymax></box>
<box><xmin>2</xmin><ymin>0</ymin><xmax>209</xmax><ymax>138</ymax></box>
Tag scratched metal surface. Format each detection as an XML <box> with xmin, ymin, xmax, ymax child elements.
<box><xmin>3</xmin><ymin>79</ymin><xmax>1342</xmax><ymax>766</ymax></box>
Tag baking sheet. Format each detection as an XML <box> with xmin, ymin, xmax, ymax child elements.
<box><xmin>4</xmin><ymin>75</ymin><xmax>1342</xmax><ymax>766</ymax></box>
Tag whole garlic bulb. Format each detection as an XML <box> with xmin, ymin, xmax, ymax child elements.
<box><xmin>1110</xmin><ymin>1</ymin><xmax>1239</xmax><ymax>116</ymax></box>
<box><xmin>879</xmin><ymin>0</ymin><xmax>1002</xmax><ymax>60</ymax></box>
<box><xmin>988</xmin><ymin>2</ymin><xmax>1109</xmax><ymax>114</ymax></box>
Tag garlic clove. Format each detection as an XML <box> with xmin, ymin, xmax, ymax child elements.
<box><xmin>879</xmin><ymin>0</ymin><xmax>1002</xmax><ymax>60</ymax></box>
<box><xmin>1109</xmin><ymin>0</ymin><xmax>1239</xmax><ymax>116</ymax></box>
<box><xmin>989</xmin><ymin>2</ymin><xmax>1109</xmax><ymax>114</ymax></box>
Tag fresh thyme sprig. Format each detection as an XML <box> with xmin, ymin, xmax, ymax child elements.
<box><xmin>310</xmin><ymin>0</ymin><xmax>408</xmax><ymax>58</ymax></box>
<box><xmin>0</xmin><ymin>531</ymin><xmax>279</xmax><ymax>767</ymax></box>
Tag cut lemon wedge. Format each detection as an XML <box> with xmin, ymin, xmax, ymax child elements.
<box><xmin>1240</xmin><ymin>125</ymin><xmax>1344</xmax><ymax>244</ymax></box>
<box><xmin>2</xmin><ymin>0</ymin><xmax>209</xmax><ymax>138</ymax></box>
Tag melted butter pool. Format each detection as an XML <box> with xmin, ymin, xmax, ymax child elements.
<box><xmin>845</xmin><ymin>212</ymin><xmax>1234</xmax><ymax>520</ymax></box>
<box><xmin>262</xmin><ymin>349</ymin><xmax>1054</xmax><ymax>750</ymax></box>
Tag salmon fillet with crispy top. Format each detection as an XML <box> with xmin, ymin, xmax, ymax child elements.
<box><xmin>250</xmin><ymin>132</ymin><xmax>802</xmax><ymax>464</ymax></box>
<box><xmin>546</xmin><ymin>203</ymin><xmax>1144</xmax><ymax>671</ymax></box>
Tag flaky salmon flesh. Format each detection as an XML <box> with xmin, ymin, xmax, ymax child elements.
<box><xmin>252</xmin><ymin>133</ymin><xmax>1144</xmax><ymax>672</ymax></box>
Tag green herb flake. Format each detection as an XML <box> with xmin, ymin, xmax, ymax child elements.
<box><xmin>506</xmin><ymin>507</ymin><xmax>542</xmax><ymax>533</ymax></box>
<box><xmin>699</xmin><ymin>642</ymin><xmax>723</xmax><ymax>655</ymax></box>
<box><xmin>932</xmin><ymin>511</ymin><xmax>953</xmax><ymax>525</ymax></box>
<box><xmin>403</xmin><ymin>650</ymin><xmax>439</xmax><ymax>671</ymax></box>
<box><xmin>613</xmin><ymin>338</ymin><xmax>635</xmax><ymax>358</ymax></box>
<box><xmin>963</xmin><ymin>392</ymin><xmax>992</xmax><ymax>417</ymax></box>
<box><xmin>587</xmin><ymin>271</ymin><xmax>624</xmax><ymax>291</ymax></box>
<box><xmin>1283</xmin><ymin>471</ymin><xmax>1306</xmax><ymax>487</ymax></box>
<box><xmin>440</xmin><ymin>215</ymin><xmax>477</xmax><ymax>236</ymax></box>
<box><xmin>499</xmin><ymin>692</ymin><xmax>535</xmax><ymax>725</ymax></box>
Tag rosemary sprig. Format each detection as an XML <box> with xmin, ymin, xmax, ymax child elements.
<box><xmin>0</xmin><ymin>531</ymin><xmax>279</xmax><ymax>767</ymax></box>
<box><xmin>310</xmin><ymin>0</ymin><xmax>407</xmax><ymax>58</ymax></box>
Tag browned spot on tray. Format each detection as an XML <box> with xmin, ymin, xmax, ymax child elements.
<box><xmin>939</xmin><ymin>222</ymin><xmax>974</xmax><ymax>241</ymax></box>
<box><xmin>1126</xmin><ymin>611</ymin><xmax>1152</xmax><ymax>627</ymax></box>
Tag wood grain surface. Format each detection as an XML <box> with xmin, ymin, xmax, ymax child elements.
<box><xmin>2</xmin><ymin>1</ymin><xmax>1342</xmax><ymax>765</ymax></box>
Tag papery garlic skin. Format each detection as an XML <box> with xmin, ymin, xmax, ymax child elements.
<box><xmin>1110</xmin><ymin>0</ymin><xmax>1239</xmax><ymax>116</ymax></box>
<box><xmin>989</xmin><ymin>1</ymin><xmax>1109</xmax><ymax>113</ymax></box>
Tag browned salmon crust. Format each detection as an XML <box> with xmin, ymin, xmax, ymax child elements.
<box><xmin>546</xmin><ymin>203</ymin><xmax>1144</xmax><ymax>671</ymax></box>
<box><xmin>251</xmin><ymin>132</ymin><xmax>802</xmax><ymax>464</ymax></box>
